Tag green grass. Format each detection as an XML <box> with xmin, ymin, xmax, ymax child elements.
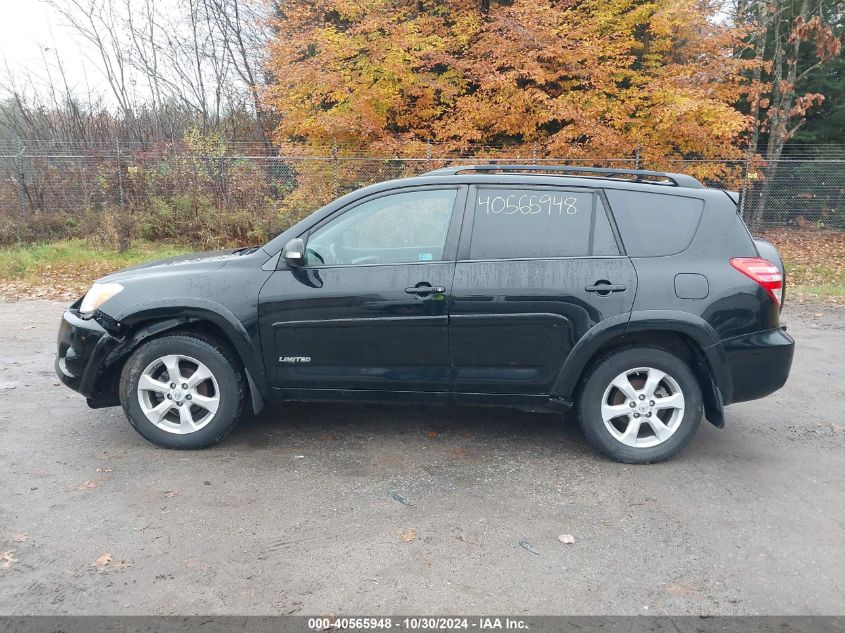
<box><xmin>0</xmin><ymin>239</ymin><xmax>191</xmax><ymax>281</ymax></box>
<box><xmin>789</xmin><ymin>284</ymin><xmax>845</xmax><ymax>299</ymax></box>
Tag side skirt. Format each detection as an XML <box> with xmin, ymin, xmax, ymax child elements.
<box><xmin>273</xmin><ymin>387</ymin><xmax>565</xmax><ymax>412</ymax></box>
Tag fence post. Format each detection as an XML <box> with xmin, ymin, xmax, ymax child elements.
<box><xmin>740</xmin><ymin>154</ymin><xmax>751</xmax><ymax>221</ymax></box>
<box><xmin>16</xmin><ymin>143</ymin><xmax>27</xmax><ymax>216</ymax></box>
<box><xmin>220</xmin><ymin>155</ymin><xmax>227</xmax><ymax>196</ymax></box>
<box><xmin>116</xmin><ymin>139</ymin><xmax>125</xmax><ymax>210</ymax></box>
<box><xmin>332</xmin><ymin>138</ymin><xmax>338</xmax><ymax>197</ymax></box>
<box><xmin>634</xmin><ymin>146</ymin><xmax>641</xmax><ymax>170</ymax></box>
<box><xmin>426</xmin><ymin>141</ymin><xmax>431</xmax><ymax>170</ymax></box>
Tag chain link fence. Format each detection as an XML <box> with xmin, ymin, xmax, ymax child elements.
<box><xmin>2</xmin><ymin>140</ymin><xmax>844</xmax><ymax>247</ymax></box>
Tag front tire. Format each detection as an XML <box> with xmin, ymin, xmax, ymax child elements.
<box><xmin>577</xmin><ymin>346</ymin><xmax>703</xmax><ymax>464</ymax></box>
<box><xmin>119</xmin><ymin>334</ymin><xmax>245</xmax><ymax>449</ymax></box>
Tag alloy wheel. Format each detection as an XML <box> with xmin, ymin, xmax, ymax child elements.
<box><xmin>137</xmin><ymin>354</ymin><xmax>220</xmax><ymax>434</ymax></box>
<box><xmin>600</xmin><ymin>366</ymin><xmax>686</xmax><ymax>448</ymax></box>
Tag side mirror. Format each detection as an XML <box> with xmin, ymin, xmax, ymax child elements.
<box><xmin>282</xmin><ymin>237</ymin><xmax>306</xmax><ymax>268</ymax></box>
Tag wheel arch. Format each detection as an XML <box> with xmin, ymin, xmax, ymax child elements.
<box><xmin>552</xmin><ymin>312</ymin><xmax>729</xmax><ymax>427</ymax></box>
<box><xmin>91</xmin><ymin>301</ymin><xmax>267</xmax><ymax>414</ymax></box>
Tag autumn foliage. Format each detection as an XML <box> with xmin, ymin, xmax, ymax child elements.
<box><xmin>266</xmin><ymin>0</ymin><xmax>757</xmax><ymax>165</ymax></box>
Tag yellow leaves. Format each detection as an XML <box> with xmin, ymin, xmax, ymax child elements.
<box><xmin>266</xmin><ymin>0</ymin><xmax>751</xmax><ymax>161</ymax></box>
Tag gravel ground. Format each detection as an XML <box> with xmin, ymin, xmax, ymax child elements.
<box><xmin>0</xmin><ymin>300</ymin><xmax>843</xmax><ymax>615</ymax></box>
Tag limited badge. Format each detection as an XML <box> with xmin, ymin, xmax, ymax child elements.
<box><xmin>279</xmin><ymin>356</ymin><xmax>311</xmax><ymax>364</ymax></box>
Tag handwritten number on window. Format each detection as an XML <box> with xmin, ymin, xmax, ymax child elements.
<box><xmin>478</xmin><ymin>194</ymin><xmax>577</xmax><ymax>216</ymax></box>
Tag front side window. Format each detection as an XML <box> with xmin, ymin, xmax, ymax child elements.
<box><xmin>305</xmin><ymin>189</ymin><xmax>457</xmax><ymax>266</ymax></box>
<box><xmin>468</xmin><ymin>188</ymin><xmax>617</xmax><ymax>259</ymax></box>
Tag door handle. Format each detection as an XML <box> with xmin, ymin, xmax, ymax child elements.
<box><xmin>585</xmin><ymin>281</ymin><xmax>627</xmax><ymax>295</ymax></box>
<box><xmin>405</xmin><ymin>284</ymin><xmax>446</xmax><ymax>295</ymax></box>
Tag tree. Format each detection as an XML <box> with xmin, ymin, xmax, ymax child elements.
<box><xmin>42</xmin><ymin>0</ymin><xmax>274</xmax><ymax>142</ymax></box>
<box><xmin>265</xmin><ymin>0</ymin><xmax>755</xmax><ymax>177</ymax></box>
<box><xmin>739</xmin><ymin>0</ymin><xmax>841</xmax><ymax>159</ymax></box>
<box><xmin>789</xmin><ymin>1</ymin><xmax>845</xmax><ymax>148</ymax></box>
<box><xmin>734</xmin><ymin>0</ymin><xmax>843</xmax><ymax>228</ymax></box>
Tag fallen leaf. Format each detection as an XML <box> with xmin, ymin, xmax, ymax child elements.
<box><xmin>425</xmin><ymin>431</ymin><xmax>439</xmax><ymax>439</ymax></box>
<box><xmin>12</xmin><ymin>533</ymin><xmax>28</xmax><ymax>543</ymax></box>
<box><xmin>399</xmin><ymin>529</ymin><xmax>417</xmax><ymax>543</ymax></box>
<box><xmin>92</xmin><ymin>553</ymin><xmax>112</xmax><ymax>568</ymax></box>
<box><xmin>666</xmin><ymin>583</ymin><xmax>700</xmax><ymax>596</ymax></box>
<box><xmin>559</xmin><ymin>534</ymin><xmax>575</xmax><ymax>544</ymax></box>
<box><xmin>163</xmin><ymin>490</ymin><xmax>178</xmax><ymax>498</ymax></box>
<box><xmin>78</xmin><ymin>480</ymin><xmax>100</xmax><ymax>491</ymax></box>
<box><xmin>0</xmin><ymin>551</ymin><xmax>16</xmax><ymax>569</ymax></box>
<box><xmin>320</xmin><ymin>433</ymin><xmax>337</xmax><ymax>441</ymax></box>
<box><xmin>96</xmin><ymin>468</ymin><xmax>112</xmax><ymax>473</ymax></box>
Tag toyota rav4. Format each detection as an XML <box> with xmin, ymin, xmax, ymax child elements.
<box><xmin>55</xmin><ymin>165</ymin><xmax>795</xmax><ymax>463</ymax></box>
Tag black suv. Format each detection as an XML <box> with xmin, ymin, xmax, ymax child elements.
<box><xmin>55</xmin><ymin>165</ymin><xmax>794</xmax><ymax>463</ymax></box>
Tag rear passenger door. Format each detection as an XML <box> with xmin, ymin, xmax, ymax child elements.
<box><xmin>449</xmin><ymin>185</ymin><xmax>636</xmax><ymax>396</ymax></box>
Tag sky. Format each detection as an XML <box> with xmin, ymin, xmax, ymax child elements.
<box><xmin>0</xmin><ymin>0</ymin><xmax>111</xmax><ymax>97</ymax></box>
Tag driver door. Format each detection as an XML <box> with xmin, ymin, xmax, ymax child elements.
<box><xmin>258</xmin><ymin>186</ymin><xmax>466</xmax><ymax>394</ymax></box>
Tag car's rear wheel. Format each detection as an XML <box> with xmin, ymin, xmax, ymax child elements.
<box><xmin>120</xmin><ymin>334</ymin><xmax>245</xmax><ymax>449</ymax></box>
<box><xmin>577</xmin><ymin>346</ymin><xmax>703</xmax><ymax>463</ymax></box>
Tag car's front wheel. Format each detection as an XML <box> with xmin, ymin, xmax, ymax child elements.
<box><xmin>577</xmin><ymin>346</ymin><xmax>703</xmax><ymax>463</ymax></box>
<box><xmin>119</xmin><ymin>334</ymin><xmax>245</xmax><ymax>449</ymax></box>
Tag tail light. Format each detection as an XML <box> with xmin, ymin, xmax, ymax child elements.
<box><xmin>730</xmin><ymin>257</ymin><xmax>783</xmax><ymax>305</ymax></box>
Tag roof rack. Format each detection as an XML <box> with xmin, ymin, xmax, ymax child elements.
<box><xmin>423</xmin><ymin>164</ymin><xmax>704</xmax><ymax>189</ymax></box>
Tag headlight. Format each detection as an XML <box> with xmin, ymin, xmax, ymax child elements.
<box><xmin>80</xmin><ymin>282</ymin><xmax>124</xmax><ymax>317</ymax></box>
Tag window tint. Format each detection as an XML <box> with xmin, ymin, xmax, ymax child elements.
<box><xmin>469</xmin><ymin>188</ymin><xmax>603</xmax><ymax>259</ymax></box>
<box><xmin>604</xmin><ymin>190</ymin><xmax>704</xmax><ymax>257</ymax></box>
<box><xmin>305</xmin><ymin>189</ymin><xmax>457</xmax><ymax>266</ymax></box>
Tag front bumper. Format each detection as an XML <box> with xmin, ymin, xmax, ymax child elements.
<box><xmin>722</xmin><ymin>327</ymin><xmax>795</xmax><ymax>404</ymax></box>
<box><xmin>55</xmin><ymin>309</ymin><xmax>120</xmax><ymax>397</ymax></box>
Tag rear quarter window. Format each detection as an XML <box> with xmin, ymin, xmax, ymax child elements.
<box><xmin>605</xmin><ymin>190</ymin><xmax>704</xmax><ymax>257</ymax></box>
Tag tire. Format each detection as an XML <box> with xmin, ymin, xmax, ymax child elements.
<box><xmin>576</xmin><ymin>346</ymin><xmax>703</xmax><ymax>464</ymax></box>
<box><xmin>119</xmin><ymin>334</ymin><xmax>246</xmax><ymax>449</ymax></box>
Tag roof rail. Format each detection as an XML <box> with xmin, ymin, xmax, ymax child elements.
<box><xmin>422</xmin><ymin>164</ymin><xmax>704</xmax><ymax>189</ymax></box>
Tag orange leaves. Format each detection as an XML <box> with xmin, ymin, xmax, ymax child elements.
<box><xmin>791</xmin><ymin>15</ymin><xmax>842</xmax><ymax>61</ymax></box>
<box><xmin>265</xmin><ymin>0</ymin><xmax>751</xmax><ymax>161</ymax></box>
<box><xmin>789</xmin><ymin>93</ymin><xmax>826</xmax><ymax>119</ymax></box>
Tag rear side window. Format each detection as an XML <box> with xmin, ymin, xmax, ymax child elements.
<box><xmin>605</xmin><ymin>190</ymin><xmax>704</xmax><ymax>257</ymax></box>
<box><xmin>468</xmin><ymin>188</ymin><xmax>620</xmax><ymax>259</ymax></box>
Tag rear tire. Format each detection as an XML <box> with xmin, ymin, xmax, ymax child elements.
<box><xmin>576</xmin><ymin>346</ymin><xmax>703</xmax><ymax>464</ymax></box>
<box><xmin>119</xmin><ymin>334</ymin><xmax>245</xmax><ymax>449</ymax></box>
